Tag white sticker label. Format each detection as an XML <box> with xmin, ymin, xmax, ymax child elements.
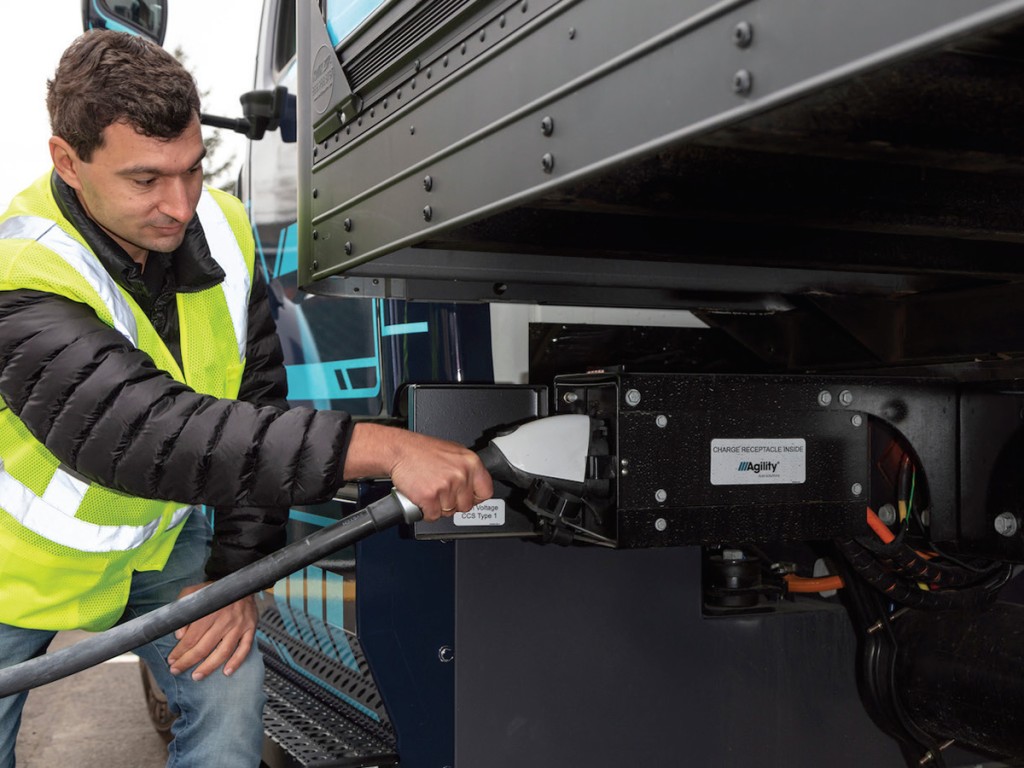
<box><xmin>453</xmin><ymin>499</ymin><xmax>506</xmax><ymax>527</ymax></box>
<box><xmin>710</xmin><ymin>438</ymin><xmax>806</xmax><ymax>485</ymax></box>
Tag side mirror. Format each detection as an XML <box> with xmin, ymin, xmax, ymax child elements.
<box><xmin>81</xmin><ymin>0</ymin><xmax>167</xmax><ymax>46</ymax></box>
<box><xmin>201</xmin><ymin>86</ymin><xmax>297</xmax><ymax>143</ymax></box>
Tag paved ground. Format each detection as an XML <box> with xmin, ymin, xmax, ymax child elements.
<box><xmin>17</xmin><ymin>630</ymin><xmax>168</xmax><ymax>768</ymax></box>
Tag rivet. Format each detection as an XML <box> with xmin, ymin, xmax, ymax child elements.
<box><xmin>500</xmin><ymin>14</ymin><xmax>506</xmax><ymax>28</ymax></box>
<box><xmin>541</xmin><ymin>116</ymin><xmax>555</xmax><ymax>136</ymax></box>
<box><xmin>655</xmin><ymin>517</ymin><xmax>668</xmax><ymax>532</ymax></box>
<box><xmin>443</xmin><ymin>55</ymin><xmax>449</xmax><ymax>67</ymax></box>
<box><xmin>410</xmin><ymin>125</ymin><xmax>415</xmax><ymax>135</ymax></box>
<box><xmin>733</xmin><ymin>69</ymin><xmax>753</xmax><ymax>95</ymax></box>
<box><xmin>563</xmin><ymin>392</ymin><xmax>579</xmax><ymax>404</ymax></box>
<box><xmin>655</xmin><ymin>489</ymin><xmax>668</xmax><ymax>503</ymax></box>
<box><xmin>413</xmin><ymin>59</ymin><xmax>421</xmax><ymax>72</ymax></box>
<box><xmin>343</xmin><ymin>218</ymin><xmax>352</xmax><ymax>232</ymax></box>
<box><xmin>541</xmin><ymin>152</ymin><xmax>555</xmax><ymax>173</ymax></box>
<box><xmin>311</xmin><ymin>259</ymin><xmax>319</xmax><ymax>270</ymax></box>
<box><xmin>344</xmin><ymin>241</ymin><xmax>353</xmax><ymax>255</ymax></box>
<box><xmin>423</xmin><ymin>205</ymin><xmax>433</xmax><ymax>222</ymax></box>
<box><xmin>851</xmin><ymin>414</ymin><xmax>863</xmax><ymax>428</ymax></box>
<box><xmin>480</xmin><ymin>29</ymin><xmax>486</xmax><ymax>42</ymax></box>
<box><xmin>568</xmin><ymin>27</ymin><xmax>576</xmax><ymax>39</ymax></box>
<box><xmin>461</xmin><ymin>42</ymin><xmax>467</xmax><ymax>55</ymax></box>
<box><xmin>733</xmin><ymin>21</ymin><xmax>754</xmax><ymax>48</ymax></box>
<box><xmin>312</xmin><ymin>188</ymin><xmax>319</xmax><ymax>199</ymax></box>
<box><xmin>438</xmin><ymin>645</ymin><xmax>454</xmax><ymax>663</ymax></box>
<box><xmin>656</xmin><ymin>414</ymin><xmax>668</xmax><ymax>428</ymax></box>
<box><xmin>312</xmin><ymin>230</ymin><xmax>319</xmax><ymax>240</ymax></box>
<box><xmin>423</xmin><ymin>175</ymin><xmax>434</xmax><ymax>192</ymax></box>
<box><xmin>851</xmin><ymin>483</ymin><xmax>863</xmax><ymax>497</ymax></box>
<box><xmin>521</xmin><ymin>0</ymin><xmax>528</xmax><ymax>11</ymax></box>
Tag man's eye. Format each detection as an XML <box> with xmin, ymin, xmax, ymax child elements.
<box><xmin>134</xmin><ymin>178</ymin><xmax>157</xmax><ymax>188</ymax></box>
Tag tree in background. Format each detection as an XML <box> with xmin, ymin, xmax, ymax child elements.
<box><xmin>173</xmin><ymin>46</ymin><xmax>237</xmax><ymax>193</ymax></box>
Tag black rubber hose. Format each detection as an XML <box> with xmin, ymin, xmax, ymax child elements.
<box><xmin>0</xmin><ymin>490</ymin><xmax>422</xmax><ymax>699</ymax></box>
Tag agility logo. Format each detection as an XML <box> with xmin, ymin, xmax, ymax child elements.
<box><xmin>738</xmin><ymin>461</ymin><xmax>779</xmax><ymax>474</ymax></box>
<box><xmin>711</xmin><ymin>438</ymin><xmax>807</xmax><ymax>486</ymax></box>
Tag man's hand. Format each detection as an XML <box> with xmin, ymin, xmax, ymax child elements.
<box><xmin>167</xmin><ymin>583</ymin><xmax>258</xmax><ymax>681</ymax></box>
<box><xmin>344</xmin><ymin>423</ymin><xmax>494</xmax><ymax>521</ymax></box>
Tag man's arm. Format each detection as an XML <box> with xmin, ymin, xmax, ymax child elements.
<box><xmin>0</xmin><ymin>289</ymin><xmax>491</xmax><ymax>513</ymax></box>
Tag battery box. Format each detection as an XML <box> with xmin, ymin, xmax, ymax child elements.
<box><xmin>555</xmin><ymin>372</ymin><xmax>872</xmax><ymax>547</ymax></box>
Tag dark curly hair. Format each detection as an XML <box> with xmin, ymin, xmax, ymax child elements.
<box><xmin>47</xmin><ymin>29</ymin><xmax>201</xmax><ymax>161</ymax></box>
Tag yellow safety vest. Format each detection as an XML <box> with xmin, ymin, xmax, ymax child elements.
<box><xmin>0</xmin><ymin>173</ymin><xmax>256</xmax><ymax>631</ymax></box>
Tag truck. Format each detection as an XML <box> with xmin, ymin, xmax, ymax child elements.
<box><xmin>84</xmin><ymin>1</ymin><xmax>1024</xmax><ymax>766</ymax></box>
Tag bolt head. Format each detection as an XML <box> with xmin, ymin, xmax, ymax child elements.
<box><xmin>624</xmin><ymin>389</ymin><xmax>642</xmax><ymax>407</ymax></box>
<box><xmin>851</xmin><ymin>414</ymin><xmax>863</xmax><ymax>428</ymax></box>
<box><xmin>654</xmin><ymin>517</ymin><xmax>667</xmax><ymax>531</ymax></box>
<box><xmin>541</xmin><ymin>152</ymin><xmax>555</xmax><ymax>173</ymax></box>
<box><xmin>656</xmin><ymin>414</ymin><xmax>668</xmax><ymax>428</ymax></box>
<box><xmin>994</xmin><ymin>512</ymin><xmax>1019</xmax><ymax>537</ymax></box>
<box><xmin>733</xmin><ymin>21</ymin><xmax>754</xmax><ymax>48</ymax></box>
<box><xmin>733</xmin><ymin>69</ymin><xmax>753</xmax><ymax>95</ymax></box>
<box><xmin>839</xmin><ymin>390</ymin><xmax>854</xmax><ymax>407</ymax></box>
<box><xmin>818</xmin><ymin>390</ymin><xmax>833</xmax><ymax>407</ymax></box>
<box><xmin>878</xmin><ymin>503</ymin><xmax>898</xmax><ymax>526</ymax></box>
<box><xmin>423</xmin><ymin>205</ymin><xmax>433</xmax><ymax>222</ymax></box>
<box><xmin>851</xmin><ymin>482</ymin><xmax>863</xmax><ymax>497</ymax></box>
<box><xmin>655</xmin><ymin>489</ymin><xmax>668</xmax><ymax>503</ymax></box>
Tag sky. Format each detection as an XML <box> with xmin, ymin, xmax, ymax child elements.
<box><xmin>0</xmin><ymin>1</ymin><xmax>264</xmax><ymax>208</ymax></box>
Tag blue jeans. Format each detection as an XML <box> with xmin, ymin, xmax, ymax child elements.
<box><xmin>0</xmin><ymin>511</ymin><xmax>266</xmax><ymax>767</ymax></box>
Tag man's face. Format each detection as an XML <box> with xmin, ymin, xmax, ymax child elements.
<box><xmin>51</xmin><ymin>118</ymin><xmax>206</xmax><ymax>265</ymax></box>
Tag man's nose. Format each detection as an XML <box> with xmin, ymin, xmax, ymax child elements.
<box><xmin>159</xmin><ymin>178</ymin><xmax>196</xmax><ymax>222</ymax></box>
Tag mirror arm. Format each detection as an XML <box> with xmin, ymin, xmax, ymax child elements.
<box><xmin>200</xmin><ymin>87</ymin><xmax>295</xmax><ymax>142</ymax></box>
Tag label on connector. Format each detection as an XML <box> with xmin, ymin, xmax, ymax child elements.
<box><xmin>453</xmin><ymin>499</ymin><xmax>506</xmax><ymax>526</ymax></box>
<box><xmin>710</xmin><ymin>438</ymin><xmax>806</xmax><ymax>485</ymax></box>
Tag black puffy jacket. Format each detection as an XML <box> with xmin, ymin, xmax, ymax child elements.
<box><xmin>0</xmin><ymin>174</ymin><xmax>353</xmax><ymax>579</ymax></box>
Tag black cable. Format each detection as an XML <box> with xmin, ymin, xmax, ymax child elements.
<box><xmin>0</xmin><ymin>491</ymin><xmax>420</xmax><ymax>699</ymax></box>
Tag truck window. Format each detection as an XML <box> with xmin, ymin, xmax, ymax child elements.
<box><xmin>273</xmin><ymin>0</ymin><xmax>296</xmax><ymax>73</ymax></box>
<box><xmin>324</xmin><ymin>0</ymin><xmax>386</xmax><ymax>46</ymax></box>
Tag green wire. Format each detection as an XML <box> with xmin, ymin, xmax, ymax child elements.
<box><xmin>906</xmin><ymin>467</ymin><xmax>917</xmax><ymax>530</ymax></box>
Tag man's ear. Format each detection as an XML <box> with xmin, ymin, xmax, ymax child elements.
<box><xmin>49</xmin><ymin>137</ymin><xmax>84</xmax><ymax>191</ymax></box>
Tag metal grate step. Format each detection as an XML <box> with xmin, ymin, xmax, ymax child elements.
<box><xmin>259</xmin><ymin>604</ymin><xmax>397</xmax><ymax>768</ymax></box>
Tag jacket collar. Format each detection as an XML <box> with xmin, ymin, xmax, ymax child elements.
<box><xmin>50</xmin><ymin>170</ymin><xmax>225</xmax><ymax>294</ymax></box>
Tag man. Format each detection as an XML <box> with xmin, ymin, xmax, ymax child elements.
<box><xmin>0</xmin><ymin>30</ymin><xmax>491</xmax><ymax>767</ymax></box>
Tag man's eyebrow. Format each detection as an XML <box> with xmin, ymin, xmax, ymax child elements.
<box><xmin>117</xmin><ymin>148</ymin><xmax>208</xmax><ymax>177</ymax></box>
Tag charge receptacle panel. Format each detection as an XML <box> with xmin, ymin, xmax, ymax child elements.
<box><xmin>555</xmin><ymin>372</ymin><xmax>871</xmax><ymax>547</ymax></box>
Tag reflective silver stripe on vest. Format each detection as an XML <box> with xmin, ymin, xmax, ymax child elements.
<box><xmin>196</xmin><ymin>190</ymin><xmax>250</xmax><ymax>361</ymax></box>
<box><xmin>0</xmin><ymin>458</ymin><xmax>192</xmax><ymax>553</ymax></box>
<box><xmin>0</xmin><ymin>216</ymin><xmax>138</xmax><ymax>343</ymax></box>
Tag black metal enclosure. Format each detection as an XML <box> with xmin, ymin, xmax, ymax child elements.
<box><xmin>299</xmin><ymin>0</ymin><xmax>1024</xmax><ymax>380</ymax></box>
